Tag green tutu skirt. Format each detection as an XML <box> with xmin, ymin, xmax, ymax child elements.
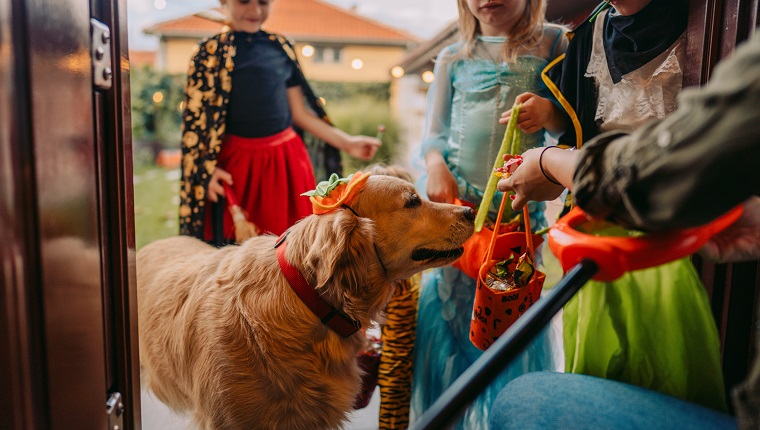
<box><xmin>563</xmin><ymin>256</ymin><xmax>727</xmax><ymax>412</ymax></box>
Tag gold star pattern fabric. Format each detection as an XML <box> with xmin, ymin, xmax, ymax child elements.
<box><xmin>179</xmin><ymin>32</ymin><xmax>236</xmax><ymax>239</ymax></box>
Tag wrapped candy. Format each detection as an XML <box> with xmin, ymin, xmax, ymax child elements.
<box><xmin>484</xmin><ymin>250</ymin><xmax>535</xmax><ymax>292</ymax></box>
<box><xmin>513</xmin><ymin>252</ymin><xmax>535</xmax><ymax>287</ymax></box>
<box><xmin>485</xmin><ymin>255</ymin><xmax>517</xmax><ymax>292</ymax></box>
<box><xmin>494</xmin><ymin>154</ymin><xmax>523</xmax><ymax>178</ymax></box>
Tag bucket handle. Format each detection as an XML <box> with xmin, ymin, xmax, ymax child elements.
<box><xmin>484</xmin><ymin>193</ymin><xmax>534</xmax><ymax>265</ymax></box>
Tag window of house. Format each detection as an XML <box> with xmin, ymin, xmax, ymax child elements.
<box><xmin>332</xmin><ymin>47</ymin><xmax>342</xmax><ymax>63</ymax></box>
<box><xmin>312</xmin><ymin>46</ymin><xmax>343</xmax><ymax>64</ymax></box>
<box><xmin>313</xmin><ymin>47</ymin><xmax>324</xmax><ymax>63</ymax></box>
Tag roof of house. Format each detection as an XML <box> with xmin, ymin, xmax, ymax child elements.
<box><xmin>129</xmin><ymin>50</ymin><xmax>157</xmax><ymax>69</ymax></box>
<box><xmin>144</xmin><ymin>0</ymin><xmax>418</xmax><ymax>46</ymax></box>
<box><xmin>397</xmin><ymin>20</ymin><xmax>458</xmax><ymax>73</ymax></box>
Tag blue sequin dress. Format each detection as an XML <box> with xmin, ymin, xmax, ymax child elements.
<box><xmin>411</xmin><ymin>28</ymin><xmax>567</xmax><ymax>429</ymax></box>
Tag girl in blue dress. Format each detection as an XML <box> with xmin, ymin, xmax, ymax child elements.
<box><xmin>411</xmin><ymin>0</ymin><xmax>567</xmax><ymax>428</ymax></box>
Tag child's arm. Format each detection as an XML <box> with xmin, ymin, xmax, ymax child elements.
<box><xmin>499</xmin><ymin>92</ymin><xmax>567</xmax><ymax>135</ymax></box>
<box><xmin>420</xmin><ymin>46</ymin><xmax>458</xmax><ymax>204</ymax></box>
<box><xmin>497</xmin><ymin>146</ymin><xmax>574</xmax><ymax>210</ymax></box>
<box><xmin>287</xmin><ymin>86</ymin><xmax>381</xmax><ymax>161</ymax></box>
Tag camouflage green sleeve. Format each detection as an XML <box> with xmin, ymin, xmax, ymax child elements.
<box><xmin>573</xmin><ymin>33</ymin><xmax>760</xmax><ymax>232</ymax></box>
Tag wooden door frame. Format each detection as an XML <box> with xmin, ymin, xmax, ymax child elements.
<box><xmin>94</xmin><ymin>0</ymin><xmax>141</xmax><ymax>428</ymax></box>
<box><xmin>685</xmin><ymin>0</ymin><xmax>759</xmax><ymax>86</ymax></box>
<box><xmin>0</xmin><ymin>0</ymin><xmax>140</xmax><ymax>428</ymax></box>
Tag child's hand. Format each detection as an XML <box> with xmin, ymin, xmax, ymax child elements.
<box><xmin>500</xmin><ymin>93</ymin><xmax>555</xmax><ymax>134</ymax></box>
<box><xmin>497</xmin><ymin>148</ymin><xmax>565</xmax><ymax>210</ymax></box>
<box><xmin>343</xmin><ymin>135</ymin><xmax>381</xmax><ymax>161</ymax></box>
<box><xmin>699</xmin><ymin>197</ymin><xmax>760</xmax><ymax>263</ymax></box>
<box><xmin>426</xmin><ymin>157</ymin><xmax>458</xmax><ymax>204</ymax></box>
<box><xmin>207</xmin><ymin>167</ymin><xmax>233</xmax><ymax>203</ymax></box>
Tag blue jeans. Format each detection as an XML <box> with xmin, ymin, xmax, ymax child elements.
<box><xmin>489</xmin><ymin>372</ymin><xmax>737</xmax><ymax>430</ymax></box>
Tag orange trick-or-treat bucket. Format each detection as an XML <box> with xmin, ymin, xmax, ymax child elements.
<box><xmin>469</xmin><ymin>193</ymin><xmax>545</xmax><ymax>351</ymax></box>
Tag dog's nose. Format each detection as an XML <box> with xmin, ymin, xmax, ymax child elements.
<box><xmin>461</xmin><ymin>207</ymin><xmax>476</xmax><ymax>221</ymax></box>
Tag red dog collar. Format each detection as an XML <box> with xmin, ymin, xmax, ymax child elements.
<box><xmin>275</xmin><ymin>233</ymin><xmax>361</xmax><ymax>337</ymax></box>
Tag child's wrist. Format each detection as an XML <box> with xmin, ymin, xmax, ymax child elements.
<box><xmin>539</xmin><ymin>146</ymin><xmax>563</xmax><ymax>185</ymax></box>
<box><xmin>424</xmin><ymin>149</ymin><xmax>446</xmax><ymax>167</ymax></box>
<box><xmin>332</xmin><ymin>137</ymin><xmax>349</xmax><ymax>151</ymax></box>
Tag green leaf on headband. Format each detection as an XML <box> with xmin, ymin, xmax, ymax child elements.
<box><xmin>301</xmin><ymin>173</ymin><xmax>353</xmax><ymax>197</ymax></box>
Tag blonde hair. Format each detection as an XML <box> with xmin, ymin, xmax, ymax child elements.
<box><xmin>455</xmin><ymin>0</ymin><xmax>547</xmax><ymax>63</ymax></box>
<box><xmin>366</xmin><ymin>163</ymin><xmax>415</xmax><ymax>184</ymax></box>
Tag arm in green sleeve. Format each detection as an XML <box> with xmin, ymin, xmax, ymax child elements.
<box><xmin>573</xmin><ymin>33</ymin><xmax>760</xmax><ymax>232</ymax></box>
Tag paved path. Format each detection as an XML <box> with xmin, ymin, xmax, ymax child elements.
<box><xmin>140</xmin><ymin>387</ymin><xmax>381</xmax><ymax>430</ymax></box>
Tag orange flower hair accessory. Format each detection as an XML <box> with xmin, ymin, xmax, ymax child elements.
<box><xmin>301</xmin><ymin>171</ymin><xmax>372</xmax><ymax>215</ymax></box>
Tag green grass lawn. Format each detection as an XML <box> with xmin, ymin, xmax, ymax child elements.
<box><xmin>133</xmin><ymin>165</ymin><xmax>181</xmax><ymax>251</ymax></box>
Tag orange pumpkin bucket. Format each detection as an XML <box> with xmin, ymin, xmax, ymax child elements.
<box><xmin>469</xmin><ymin>193</ymin><xmax>545</xmax><ymax>351</ymax></box>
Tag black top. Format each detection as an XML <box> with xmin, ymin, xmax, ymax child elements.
<box><xmin>603</xmin><ymin>0</ymin><xmax>688</xmax><ymax>84</ymax></box>
<box><xmin>548</xmin><ymin>0</ymin><xmax>687</xmax><ymax>147</ymax></box>
<box><xmin>226</xmin><ymin>30</ymin><xmax>300</xmax><ymax>138</ymax></box>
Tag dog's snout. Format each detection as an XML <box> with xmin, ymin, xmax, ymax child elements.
<box><xmin>461</xmin><ymin>207</ymin><xmax>476</xmax><ymax>221</ymax></box>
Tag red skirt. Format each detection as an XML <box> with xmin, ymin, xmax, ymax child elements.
<box><xmin>203</xmin><ymin>127</ymin><xmax>316</xmax><ymax>241</ymax></box>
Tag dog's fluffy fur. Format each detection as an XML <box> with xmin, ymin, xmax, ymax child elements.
<box><xmin>137</xmin><ymin>175</ymin><xmax>475</xmax><ymax>429</ymax></box>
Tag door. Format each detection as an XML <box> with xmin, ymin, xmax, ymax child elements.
<box><xmin>0</xmin><ymin>0</ymin><xmax>139</xmax><ymax>428</ymax></box>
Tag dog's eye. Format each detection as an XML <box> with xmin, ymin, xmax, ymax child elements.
<box><xmin>405</xmin><ymin>194</ymin><xmax>422</xmax><ymax>208</ymax></box>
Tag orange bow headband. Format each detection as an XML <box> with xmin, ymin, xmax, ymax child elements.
<box><xmin>301</xmin><ymin>171</ymin><xmax>372</xmax><ymax>215</ymax></box>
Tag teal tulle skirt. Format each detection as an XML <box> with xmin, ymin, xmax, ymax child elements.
<box><xmin>410</xmin><ymin>265</ymin><xmax>558</xmax><ymax>429</ymax></box>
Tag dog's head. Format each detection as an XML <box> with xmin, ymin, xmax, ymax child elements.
<box><xmin>286</xmin><ymin>175</ymin><xmax>475</xmax><ymax>325</ymax></box>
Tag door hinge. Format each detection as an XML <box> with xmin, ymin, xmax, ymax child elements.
<box><xmin>91</xmin><ymin>18</ymin><xmax>113</xmax><ymax>90</ymax></box>
<box><xmin>106</xmin><ymin>392</ymin><xmax>124</xmax><ymax>430</ymax></box>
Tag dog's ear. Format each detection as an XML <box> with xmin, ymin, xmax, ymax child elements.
<box><xmin>308</xmin><ymin>209</ymin><xmax>376</xmax><ymax>289</ymax></box>
<box><xmin>298</xmin><ymin>210</ymin><xmax>389</xmax><ymax>324</ymax></box>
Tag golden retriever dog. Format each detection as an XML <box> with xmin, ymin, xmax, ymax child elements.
<box><xmin>137</xmin><ymin>175</ymin><xmax>475</xmax><ymax>430</ymax></box>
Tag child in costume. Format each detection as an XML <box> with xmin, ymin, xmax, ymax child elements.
<box><xmin>490</xmin><ymin>31</ymin><xmax>760</xmax><ymax>429</ymax></box>
<box><xmin>504</xmin><ymin>0</ymin><xmax>688</xmax><ymax>146</ymax></box>
<box><xmin>178</xmin><ymin>0</ymin><xmax>381</xmax><ymax>242</ymax></box>
<box><xmin>411</xmin><ymin>0</ymin><xmax>568</xmax><ymax>428</ymax></box>
<box><xmin>501</xmin><ymin>0</ymin><xmax>728</xmax><ymax>412</ymax></box>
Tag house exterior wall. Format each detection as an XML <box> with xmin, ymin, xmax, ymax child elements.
<box><xmin>295</xmin><ymin>43</ymin><xmax>406</xmax><ymax>82</ymax></box>
<box><xmin>156</xmin><ymin>36</ymin><xmax>408</xmax><ymax>83</ymax></box>
<box><xmin>390</xmin><ymin>74</ymin><xmax>430</xmax><ymax>174</ymax></box>
<box><xmin>160</xmin><ymin>37</ymin><xmax>207</xmax><ymax>74</ymax></box>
